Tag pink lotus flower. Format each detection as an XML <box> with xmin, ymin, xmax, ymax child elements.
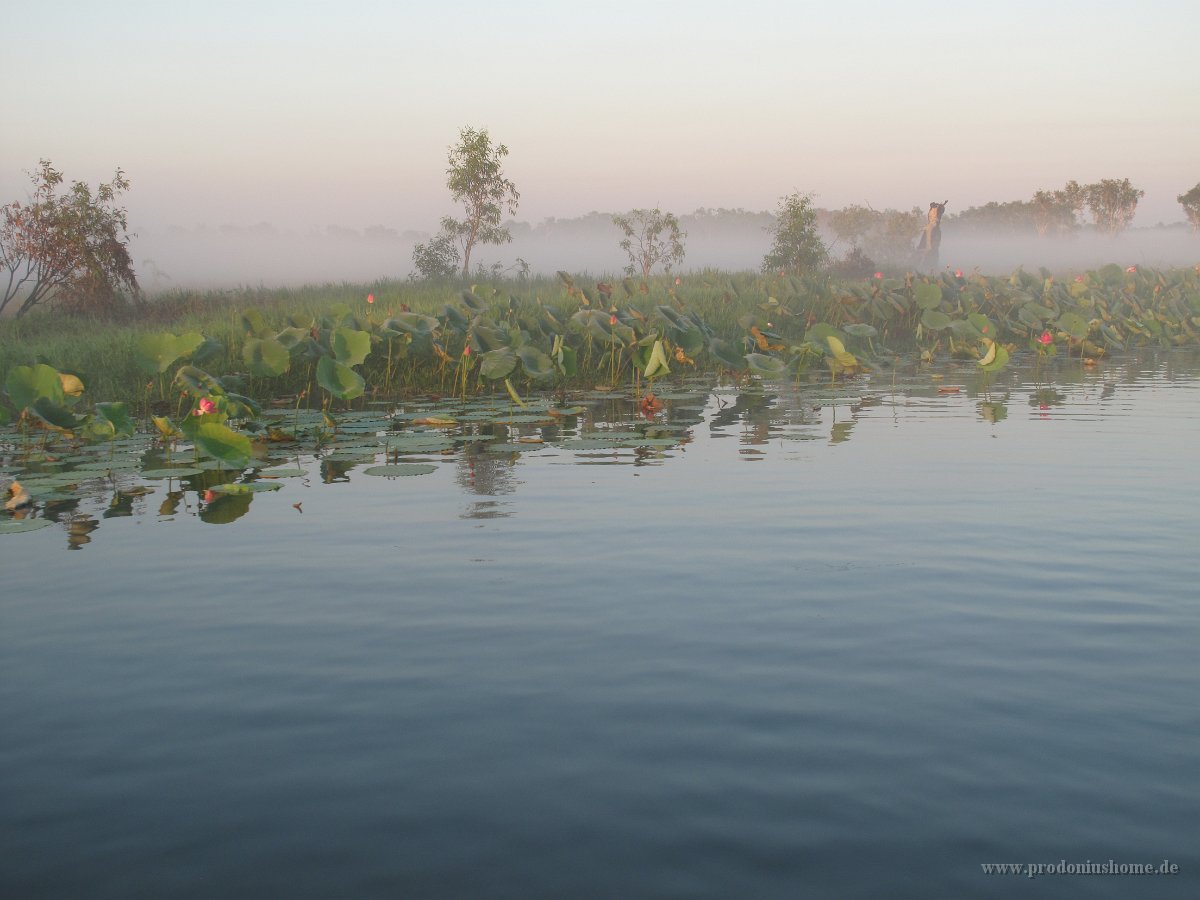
<box><xmin>1125</xmin><ymin>266</ymin><xmax>1137</xmax><ymax>274</ymax></box>
<box><xmin>463</xmin><ymin>345</ymin><xmax>471</xmax><ymax>356</ymax></box>
<box><xmin>954</xmin><ymin>269</ymin><xmax>963</xmax><ymax>278</ymax></box>
<box><xmin>367</xmin><ymin>292</ymin><xmax>375</xmax><ymax>304</ymax></box>
<box><xmin>1037</xmin><ymin>330</ymin><xmax>1053</xmax><ymax>345</ymax></box>
<box><xmin>874</xmin><ymin>272</ymin><xmax>883</xmax><ymax>279</ymax></box>
<box><xmin>674</xmin><ymin>277</ymin><xmax>681</xmax><ymax>285</ymax></box>
<box><xmin>610</xmin><ymin>314</ymin><xmax>618</xmax><ymax>326</ymax></box>
<box><xmin>1074</xmin><ymin>274</ymin><xmax>1085</xmax><ymax>283</ymax></box>
<box><xmin>195</xmin><ymin>397</ymin><xmax>216</xmax><ymax>416</ymax></box>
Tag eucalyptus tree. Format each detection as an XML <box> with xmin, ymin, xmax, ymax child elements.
<box><xmin>1083</xmin><ymin>178</ymin><xmax>1144</xmax><ymax>236</ymax></box>
<box><xmin>763</xmin><ymin>192</ymin><xmax>828</xmax><ymax>276</ymax></box>
<box><xmin>1178</xmin><ymin>183</ymin><xmax>1200</xmax><ymax>232</ymax></box>
<box><xmin>612</xmin><ymin>208</ymin><xmax>686</xmax><ymax>280</ymax></box>
<box><xmin>440</xmin><ymin>127</ymin><xmax>520</xmax><ymax>278</ymax></box>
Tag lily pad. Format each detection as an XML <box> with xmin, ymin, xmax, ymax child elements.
<box><xmin>141</xmin><ymin>467</ymin><xmax>205</xmax><ymax>479</ymax></box>
<box><xmin>363</xmin><ymin>464</ymin><xmax>438</xmax><ymax>477</ymax></box>
<box><xmin>0</xmin><ymin>518</ymin><xmax>53</xmax><ymax>535</ymax></box>
<box><xmin>208</xmin><ymin>482</ymin><xmax>283</xmax><ymax>494</ymax></box>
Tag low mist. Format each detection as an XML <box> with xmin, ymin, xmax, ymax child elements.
<box><xmin>130</xmin><ymin>217</ymin><xmax>1198</xmax><ymax>294</ymax></box>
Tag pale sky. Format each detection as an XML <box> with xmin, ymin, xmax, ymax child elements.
<box><xmin>3</xmin><ymin>0</ymin><xmax>1198</xmax><ymax>232</ymax></box>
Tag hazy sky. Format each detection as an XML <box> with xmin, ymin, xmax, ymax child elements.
<box><xmin>4</xmin><ymin>0</ymin><xmax>1198</xmax><ymax>232</ymax></box>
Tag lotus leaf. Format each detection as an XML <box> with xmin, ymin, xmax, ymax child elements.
<box><xmin>209</xmin><ymin>482</ymin><xmax>281</xmax><ymax>493</ymax></box>
<box><xmin>141</xmin><ymin>467</ymin><xmax>204</xmax><ymax>479</ymax></box>
<box><xmin>479</xmin><ymin>348</ymin><xmax>518</xmax><ymax>381</ymax></box>
<box><xmin>6</xmin><ymin>363</ymin><xmax>66</xmax><ymax>410</ymax></box>
<box><xmin>29</xmin><ymin>398</ymin><xmax>77</xmax><ymax>432</ymax></box>
<box><xmin>0</xmin><ymin>518</ymin><xmax>53</xmax><ymax>535</ymax></box>
<box><xmin>915</xmin><ymin>283</ymin><xmax>943</xmax><ymax>310</ymax></box>
<box><xmin>517</xmin><ymin>346</ymin><xmax>557</xmax><ymax>381</ymax></box>
<box><xmin>363</xmin><ymin>464</ymin><xmax>438</xmax><ymax>477</ymax></box>
<box><xmin>316</xmin><ymin>357</ymin><xmax>365</xmax><ymax>401</ymax></box>
<box><xmin>332</xmin><ymin>327</ymin><xmax>371</xmax><ymax>366</ymax></box>
<box><xmin>745</xmin><ymin>354</ymin><xmax>788</xmax><ymax>379</ymax></box>
<box><xmin>243</xmin><ymin>337</ymin><xmax>291</xmax><ymax>377</ymax></box>
<box><xmin>1056</xmin><ymin>312</ymin><xmax>1090</xmax><ymax>340</ymax></box>
<box><xmin>921</xmin><ymin>310</ymin><xmax>952</xmax><ymax>330</ymax></box>
<box><xmin>193</xmin><ymin>422</ymin><xmax>253</xmax><ymax>468</ymax></box>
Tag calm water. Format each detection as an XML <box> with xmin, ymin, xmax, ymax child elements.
<box><xmin>3</xmin><ymin>352</ymin><xmax>1198</xmax><ymax>898</ymax></box>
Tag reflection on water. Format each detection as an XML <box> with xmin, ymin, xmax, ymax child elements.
<box><xmin>2</xmin><ymin>350</ymin><xmax>1199</xmax><ymax>899</ymax></box>
<box><xmin>3</xmin><ymin>349</ymin><xmax>1199</xmax><ymax>548</ymax></box>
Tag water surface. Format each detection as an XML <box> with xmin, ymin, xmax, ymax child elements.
<box><xmin>2</xmin><ymin>352</ymin><xmax>1198</xmax><ymax>898</ymax></box>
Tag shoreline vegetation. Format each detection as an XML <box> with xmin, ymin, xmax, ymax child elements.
<box><xmin>2</xmin><ymin>264</ymin><xmax>1199</xmax><ymax>420</ymax></box>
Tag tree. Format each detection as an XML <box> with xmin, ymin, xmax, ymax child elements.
<box><xmin>1083</xmin><ymin>178</ymin><xmax>1144</xmax><ymax>236</ymax></box>
<box><xmin>440</xmin><ymin>127</ymin><xmax>520</xmax><ymax>278</ymax></box>
<box><xmin>827</xmin><ymin>204</ymin><xmax>922</xmax><ymax>269</ymax></box>
<box><xmin>612</xmin><ymin>208</ymin><xmax>686</xmax><ymax>279</ymax></box>
<box><xmin>410</xmin><ymin>224</ymin><xmax>461</xmax><ymax>280</ymax></box>
<box><xmin>1030</xmin><ymin>181</ymin><xmax>1084</xmax><ymax>236</ymax></box>
<box><xmin>1178</xmin><ymin>183</ymin><xmax>1200</xmax><ymax>232</ymax></box>
<box><xmin>1</xmin><ymin>160</ymin><xmax>139</xmax><ymax>317</ymax></box>
<box><xmin>950</xmin><ymin>200</ymin><xmax>1038</xmax><ymax>235</ymax></box>
<box><xmin>762</xmin><ymin>192</ymin><xmax>828</xmax><ymax>276</ymax></box>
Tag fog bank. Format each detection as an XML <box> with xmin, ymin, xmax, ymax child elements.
<box><xmin>131</xmin><ymin>220</ymin><xmax>1198</xmax><ymax>293</ymax></box>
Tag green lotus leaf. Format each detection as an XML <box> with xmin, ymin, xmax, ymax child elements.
<box><xmin>241</xmin><ymin>308</ymin><xmax>269</xmax><ymax>336</ymax></box>
<box><xmin>93</xmin><ymin>402</ymin><xmax>135</xmax><ymax>439</ymax></box>
<box><xmin>140</xmin><ymin>467</ymin><xmax>204</xmax><ymax>479</ymax></box>
<box><xmin>0</xmin><ymin>518</ymin><xmax>53</xmax><ymax>535</ymax></box>
<box><xmin>1056</xmin><ymin>312</ymin><xmax>1090</xmax><ymax>339</ymax></box>
<box><xmin>332</xmin><ymin>327</ymin><xmax>371</xmax><ymax>366</ymax></box>
<box><xmin>257</xmin><ymin>466</ymin><xmax>307</xmax><ymax>478</ymax></box>
<box><xmin>843</xmin><ymin>324</ymin><xmax>878</xmax><ymax>338</ymax></box>
<box><xmin>363</xmin><ymin>464</ymin><xmax>438</xmax><ymax>477</ymax></box>
<box><xmin>914</xmin><ymin>283</ymin><xmax>943</xmax><ymax>310</ymax></box>
<box><xmin>921</xmin><ymin>309</ymin><xmax>952</xmax><ymax>330</ymax></box>
<box><xmin>745</xmin><ymin>353</ymin><xmax>788</xmax><ymax>379</ymax></box>
<box><xmin>709</xmin><ymin>338</ymin><xmax>745</xmax><ymax>370</ymax></box>
<box><xmin>209</xmin><ymin>481</ymin><xmax>282</xmax><ymax>493</ymax></box>
<box><xmin>316</xmin><ymin>357</ymin><xmax>365</xmax><ymax>401</ymax></box>
<box><xmin>382</xmin><ymin>313</ymin><xmax>439</xmax><ymax>336</ymax></box>
<box><xmin>6</xmin><ymin>363</ymin><xmax>65</xmax><ymax>410</ymax></box>
<box><xmin>29</xmin><ymin>398</ymin><xmax>78</xmax><ymax>432</ymax></box>
<box><xmin>243</xmin><ymin>337</ymin><xmax>291</xmax><ymax>377</ymax></box>
<box><xmin>191</xmin><ymin>336</ymin><xmax>225</xmax><ymax>365</ymax></box>
<box><xmin>517</xmin><ymin>346</ymin><xmax>556</xmax><ymax>381</ymax></box>
<box><xmin>479</xmin><ymin>347</ymin><xmax>518</xmax><ymax>381</ymax></box>
<box><xmin>967</xmin><ymin>313</ymin><xmax>995</xmax><ymax>338</ymax></box>
<box><xmin>134</xmin><ymin>333</ymin><xmax>184</xmax><ymax>374</ymax></box>
<box><xmin>192</xmin><ymin>422</ymin><xmax>253</xmax><ymax>468</ymax></box>
<box><xmin>174</xmin><ymin>365</ymin><xmax>224</xmax><ymax>398</ymax></box>
<box><xmin>978</xmin><ymin>344</ymin><xmax>1010</xmax><ymax>373</ymax></box>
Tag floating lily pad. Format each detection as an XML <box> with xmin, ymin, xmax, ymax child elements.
<box><xmin>141</xmin><ymin>467</ymin><xmax>204</xmax><ymax>479</ymax></box>
<box><xmin>0</xmin><ymin>518</ymin><xmax>53</xmax><ymax>535</ymax></box>
<box><xmin>208</xmin><ymin>482</ymin><xmax>282</xmax><ymax>494</ymax></box>
<box><xmin>559</xmin><ymin>439</ymin><xmax>627</xmax><ymax>450</ymax></box>
<box><xmin>363</xmin><ymin>464</ymin><xmax>438</xmax><ymax>477</ymax></box>
<box><xmin>487</xmin><ymin>442</ymin><xmax>544</xmax><ymax>452</ymax></box>
<box><xmin>258</xmin><ymin>466</ymin><xmax>307</xmax><ymax>478</ymax></box>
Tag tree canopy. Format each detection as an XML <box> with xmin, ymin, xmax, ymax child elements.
<box><xmin>1</xmin><ymin>160</ymin><xmax>139</xmax><ymax>317</ymax></box>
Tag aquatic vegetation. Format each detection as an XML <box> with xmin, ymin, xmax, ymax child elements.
<box><xmin>3</xmin><ymin>266</ymin><xmax>1200</xmax><ymax>527</ymax></box>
